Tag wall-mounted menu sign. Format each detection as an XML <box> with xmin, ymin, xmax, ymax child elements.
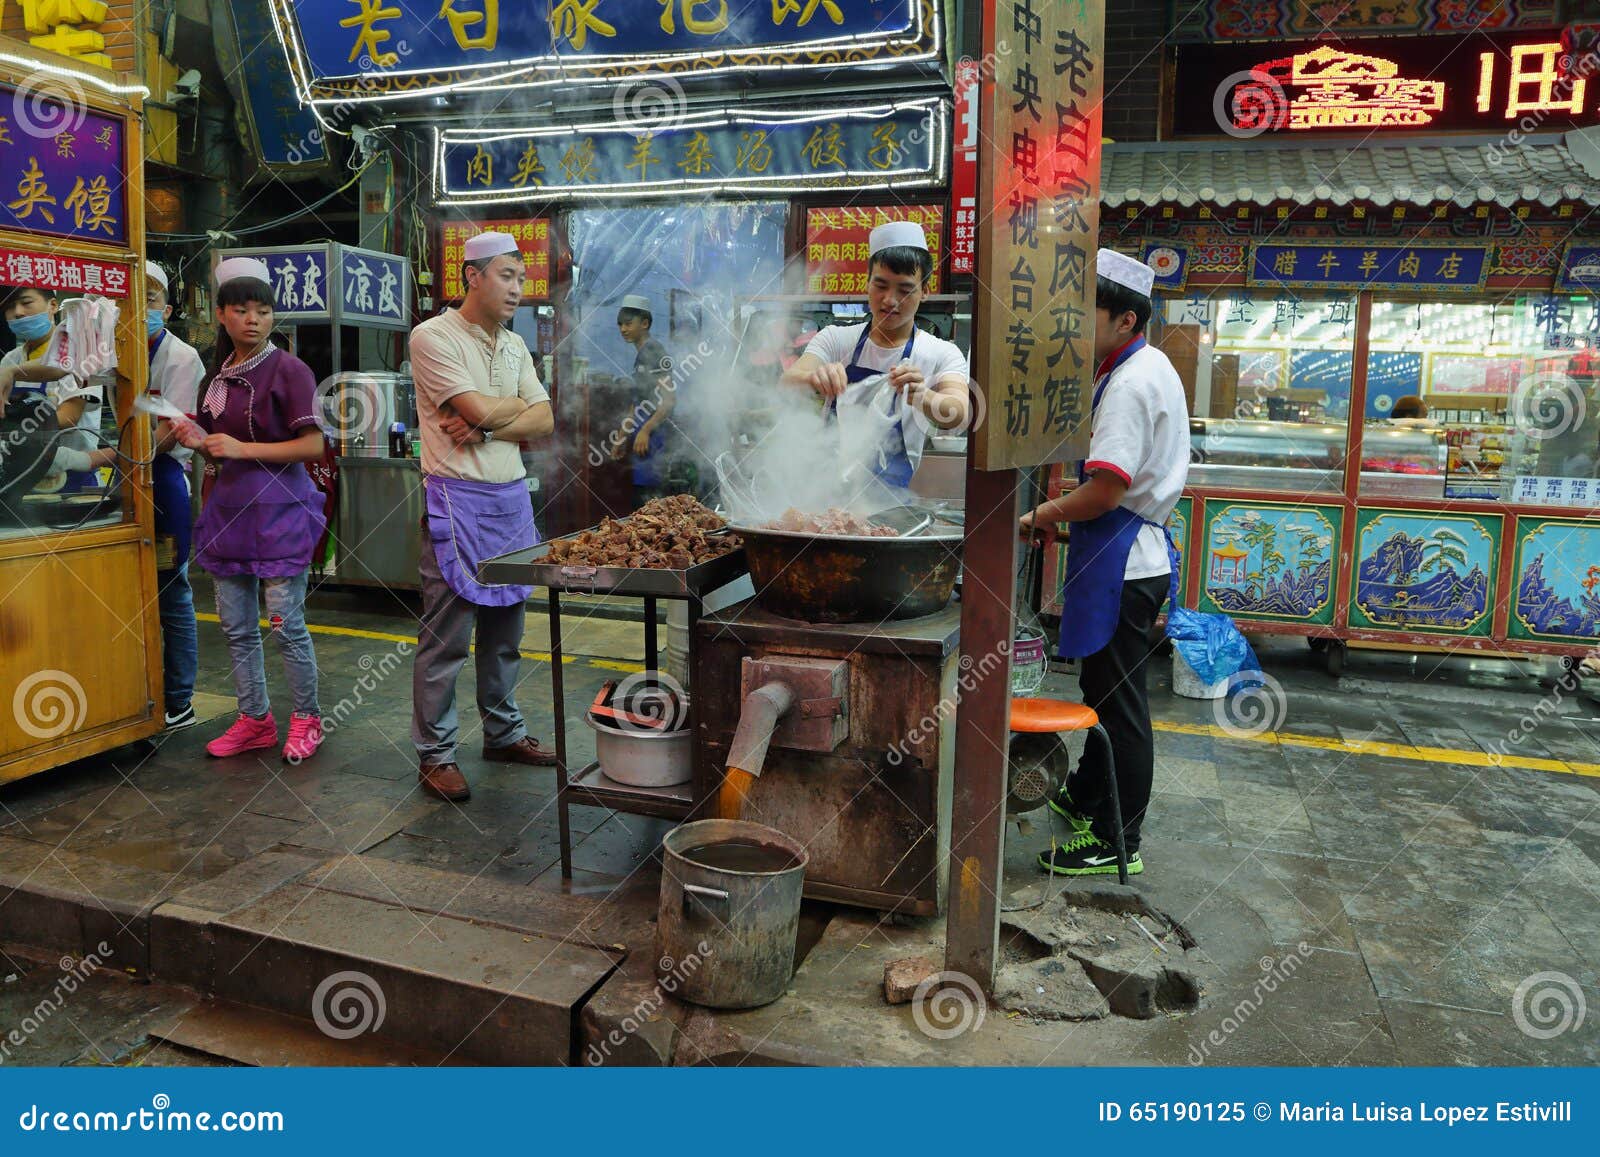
<box><xmin>1175</xmin><ymin>31</ymin><xmax>1600</xmax><ymax>137</ymax></box>
<box><xmin>0</xmin><ymin>84</ymin><xmax>127</xmax><ymax>246</ymax></box>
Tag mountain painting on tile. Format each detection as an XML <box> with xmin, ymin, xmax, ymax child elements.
<box><xmin>1351</xmin><ymin>510</ymin><xmax>1497</xmax><ymax>636</ymax></box>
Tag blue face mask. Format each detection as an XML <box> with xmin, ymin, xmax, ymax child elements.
<box><xmin>146</xmin><ymin>308</ymin><xmax>166</xmax><ymax>338</ymax></box>
<box><xmin>7</xmin><ymin>312</ymin><xmax>52</xmax><ymax>343</ymax></box>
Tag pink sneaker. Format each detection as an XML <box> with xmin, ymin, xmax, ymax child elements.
<box><xmin>206</xmin><ymin>713</ymin><xmax>278</xmax><ymax>758</ymax></box>
<box><xmin>282</xmin><ymin>712</ymin><xmax>324</xmax><ymax>763</ymax></box>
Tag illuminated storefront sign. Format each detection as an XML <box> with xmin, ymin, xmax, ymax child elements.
<box><xmin>0</xmin><ymin>83</ymin><xmax>127</xmax><ymax>246</ymax></box>
<box><xmin>272</xmin><ymin>0</ymin><xmax>940</xmax><ymax>105</ymax></box>
<box><xmin>215</xmin><ymin>243</ymin><xmax>411</xmax><ymax>330</ymax></box>
<box><xmin>1176</xmin><ymin>30</ymin><xmax>1600</xmax><ymax>136</ymax></box>
<box><xmin>1249</xmin><ymin>243</ymin><xmax>1491</xmax><ymax>292</ymax></box>
<box><xmin>434</xmin><ymin>99</ymin><xmax>947</xmax><ymax>203</ymax></box>
<box><xmin>1555</xmin><ymin>243</ymin><xmax>1600</xmax><ymax>292</ymax></box>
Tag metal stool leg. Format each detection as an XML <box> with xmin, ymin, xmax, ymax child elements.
<box><xmin>1090</xmin><ymin>722</ymin><xmax>1128</xmax><ymax>885</ymax></box>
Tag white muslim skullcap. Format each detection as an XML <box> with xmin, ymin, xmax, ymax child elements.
<box><xmin>1097</xmin><ymin>248</ymin><xmax>1155</xmax><ymax>298</ymax></box>
<box><xmin>213</xmin><ymin>257</ymin><xmax>272</xmax><ymax>287</ymax></box>
<box><xmin>145</xmin><ymin>260</ymin><xmax>168</xmax><ymax>291</ymax></box>
<box><xmin>463</xmin><ymin>231</ymin><xmax>520</xmax><ymax>261</ymax></box>
<box><xmin>868</xmin><ymin>219</ymin><xmax>929</xmax><ymax>255</ymax></box>
<box><xmin>620</xmin><ymin>294</ymin><xmax>651</xmax><ymax>311</ymax></box>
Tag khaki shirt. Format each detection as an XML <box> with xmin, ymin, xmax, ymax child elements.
<box><xmin>408</xmin><ymin>308</ymin><xmax>548</xmax><ymax>483</ymax></box>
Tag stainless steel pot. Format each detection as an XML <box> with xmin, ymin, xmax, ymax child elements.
<box><xmin>586</xmin><ymin>712</ymin><xmax>692</xmax><ymax>787</ymax></box>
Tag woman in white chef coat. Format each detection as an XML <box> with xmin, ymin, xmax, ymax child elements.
<box><xmin>780</xmin><ymin>220</ymin><xmax>970</xmax><ymax>493</ymax></box>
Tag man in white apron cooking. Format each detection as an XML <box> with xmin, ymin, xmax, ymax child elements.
<box><xmin>409</xmin><ymin>231</ymin><xmax>557</xmax><ymax>802</ymax></box>
<box><xmin>781</xmin><ymin>220</ymin><xmax>970</xmax><ymax>494</ymax></box>
<box><xmin>1019</xmin><ymin>250</ymin><xmax>1189</xmax><ymax>876</ymax></box>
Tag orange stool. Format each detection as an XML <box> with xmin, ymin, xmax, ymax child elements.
<box><xmin>1009</xmin><ymin>697</ymin><xmax>1129</xmax><ymax>884</ymax></box>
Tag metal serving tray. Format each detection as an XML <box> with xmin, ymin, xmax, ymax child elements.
<box><xmin>479</xmin><ymin>529</ymin><xmax>748</xmax><ymax>597</ymax></box>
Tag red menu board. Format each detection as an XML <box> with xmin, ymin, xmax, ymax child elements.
<box><xmin>440</xmin><ymin>219</ymin><xmax>551</xmax><ymax>300</ymax></box>
<box><xmin>805</xmin><ymin>205</ymin><xmax>943</xmax><ymax>295</ymax></box>
<box><xmin>0</xmin><ymin>247</ymin><xmax>129</xmax><ymax>297</ymax></box>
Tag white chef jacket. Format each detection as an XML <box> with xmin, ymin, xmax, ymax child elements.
<box><xmin>1084</xmin><ymin>341</ymin><xmax>1190</xmax><ymax>580</ymax></box>
<box><xmin>801</xmin><ymin>321</ymin><xmax>970</xmax><ymax>475</ymax></box>
<box><xmin>148</xmin><ymin>331</ymin><xmax>206</xmax><ymax>470</ymax></box>
<box><xmin>1</xmin><ymin>332</ymin><xmax>103</xmax><ymax>453</ymax></box>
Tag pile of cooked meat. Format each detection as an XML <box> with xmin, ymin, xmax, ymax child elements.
<box><xmin>765</xmin><ymin>507</ymin><xmax>899</xmax><ymax>536</ymax></box>
<box><xmin>546</xmin><ymin>495</ymin><xmax>741</xmax><ymax>569</ymax></box>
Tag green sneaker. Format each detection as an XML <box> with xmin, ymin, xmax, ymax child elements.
<box><xmin>1037</xmin><ymin>831</ymin><xmax>1142</xmax><ymax>877</ymax></box>
<box><xmin>1047</xmin><ymin>787</ymin><xmax>1094</xmax><ymax>834</ymax></box>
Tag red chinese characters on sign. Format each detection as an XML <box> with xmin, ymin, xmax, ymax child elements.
<box><xmin>951</xmin><ymin>59</ymin><xmax>980</xmax><ymax>276</ymax></box>
<box><xmin>805</xmin><ymin>205</ymin><xmax>943</xmax><ymax>295</ymax></box>
<box><xmin>440</xmin><ymin>218</ymin><xmax>552</xmax><ymax>300</ymax></box>
<box><xmin>0</xmin><ymin>247</ymin><xmax>128</xmax><ymax>296</ymax></box>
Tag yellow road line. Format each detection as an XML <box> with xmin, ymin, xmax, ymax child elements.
<box><xmin>197</xmin><ymin>614</ymin><xmax>1591</xmax><ymax>778</ymax></box>
<box><xmin>1154</xmin><ymin>719</ymin><xmax>1600</xmax><ymax>779</ymax></box>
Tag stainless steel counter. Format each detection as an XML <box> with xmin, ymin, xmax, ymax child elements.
<box><xmin>334</xmin><ymin>456</ymin><xmax>423</xmax><ymax>590</ymax></box>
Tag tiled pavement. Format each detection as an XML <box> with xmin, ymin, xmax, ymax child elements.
<box><xmin>1</xmin><ymin>582</ymin><xmax>1597</xmax><ymax>1066</ymax></box>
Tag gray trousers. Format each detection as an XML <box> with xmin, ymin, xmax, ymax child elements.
<box><xmin>411</xmin><ymin>533</ymin><xmax>528</xmax><ymax>765</ymax></box>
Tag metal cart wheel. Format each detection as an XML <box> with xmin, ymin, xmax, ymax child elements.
<box><xmin>1307</xmin><ymin>636</ymin><xmax>1329</xmax><ymax>653</ymax></box>
<box><xmin>1324</xmin><ymin>641</ymin><xmax>1348</xmax><ymax>678</ymax></box>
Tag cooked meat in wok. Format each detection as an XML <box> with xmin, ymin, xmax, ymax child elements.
<box><xmin>545</xmin><ymin>495</ymin><xmax>742</xmax><ymax>569</ymax></box>
<box><xmin>765</xmin><ymin>507</ymin><xmax>899</xmax><ymax>536</ymax></box>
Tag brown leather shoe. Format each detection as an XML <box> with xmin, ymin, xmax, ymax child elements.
<box><xmin>419</xmin><ymin>762</ymin><xmax>471</xmax><ymax>801</ymax></box>
<box><xmin>482</xmin><ymin>735</ymin><xmax>558</xmax><ymax>766</ymax></box>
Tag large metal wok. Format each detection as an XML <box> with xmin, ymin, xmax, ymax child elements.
<box><xmin>727</xmin><ymin>519</ymin><xmax>962</xmax><ymax>623</ymax></box>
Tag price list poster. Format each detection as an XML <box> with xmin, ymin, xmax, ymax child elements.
<box><xmin>973</xmin><ymin>0</ymin><xmax>1104</xmax><ymax>470</ymax></box>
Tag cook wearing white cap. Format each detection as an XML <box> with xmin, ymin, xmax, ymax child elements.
<box><xmin>140</xmin><ymin>256</ymin><xmax>208</xmax><ymax>728</ymax></box>
<box><xmin>611</xmin><ymin>292</ymin><xmax>682</xmax><ymax>502</ymax></box>
<box><xmin>780</xmin><ymin>217</ymin><xmax>971</xmax><ymax>494</ymax></box>
<box><xmin>406</xmin><ymin>225</ymin><xmax>556</xmax><ymax>802</ymax></box>
<box><xmin>1019</xmin><ymin>247</ymin><xmax>1190</xmax><ymax>880</ymax></box>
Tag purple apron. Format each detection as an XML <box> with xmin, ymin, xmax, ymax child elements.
<box><xmin>423</xmin><ymin>475</ymin><xmax>538</xmax><ymax>606</ymax></box>
<box><xmin>1057</xmin><ymin>336</ymin><xmax>1173</xmax><ymax>660</ymax></box>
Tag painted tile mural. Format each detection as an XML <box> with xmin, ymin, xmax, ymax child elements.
<box><xmin>1170</xmin><ymin>497</ymin><xmax>1192</xmax><ymax>606</ymax></box>
<box><xmin>1511</xmin><ymin>519</ymin><xmax>1600</xmax><ymax>644</ymax></box>
<box><xmin>1199</xmin><ymin>501</ymin><xmax>1340</xmax><ymax>624</ymax></box>
<box><xmin>1350</xmin><ymin>510</ymin><xmax>1498</xmax><ymax>636</ymax></box>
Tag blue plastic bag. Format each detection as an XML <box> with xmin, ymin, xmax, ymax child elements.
<box><xmin>1161</xmin><ymin>537</ymin><xmax>1262</xmax><ymax>688</ymax></box>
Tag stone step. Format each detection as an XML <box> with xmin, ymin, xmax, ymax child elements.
<box><xmin>205</xmin><ymin>881</ymin><xmax>619</xmax><ymax>1064</ymax></box>
<box><xmin>148</xmin><ymin>998</ymin><xmax>465</xmax><ymax>1067</ymax></box>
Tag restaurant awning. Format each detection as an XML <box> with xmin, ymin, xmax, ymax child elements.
<box><xmin>1101</xmin><ymin>132</ymin><xmax>1600</xmax><ymax>210</ymax></box>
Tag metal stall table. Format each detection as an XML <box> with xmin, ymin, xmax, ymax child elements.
<box><xmin>480</xmin><ymin>540</ymin><xmax>748</xmax><ymax>875</ymax></box>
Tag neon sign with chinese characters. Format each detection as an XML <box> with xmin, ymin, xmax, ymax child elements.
<box><xmin>1176</xmin><ymin>30</ymin><xmax>1600</xmax><ymax>136</ymax></box>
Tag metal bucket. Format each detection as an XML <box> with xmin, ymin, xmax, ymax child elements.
<box><xmin>656</xmin><ymin>819</ymin><xmax>809</xmax><ymax>1009</ymax></box>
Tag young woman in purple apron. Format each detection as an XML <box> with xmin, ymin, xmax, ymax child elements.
<box><xmin>1020</xmin><ymin>250</ymin><xmax>1190</xmax><ymax>878</ymax></box>
<box><xmin>175</xmin><ymin>257</ymin><xmax>327</xmax><ymax>763</ymax></box>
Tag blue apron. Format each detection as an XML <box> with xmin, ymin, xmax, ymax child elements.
<box><xmin>1057</xmin><ymin>337</ymin><xmax>1175</xmax><ymax>660</ymax></box>
<box><xmin>829</xmin><ymin>326</ymin><xmax>917</xmax><ymax>489</ymax></box>
<box><xmin>148</xmin><ymin>333</ymin><xmax>192</xmax><ymax>571</ymax></box>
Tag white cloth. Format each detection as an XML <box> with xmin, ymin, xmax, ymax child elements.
<box><xmin>1</xmin><ymin>334</ymin><xmax>103</xmax><ymax>454</ymax></box>
<box><xmin>801</xmin><ymin>322</ymin><xmax>969</xmax><ymax>475</ymax></box>
<box><xmin>409</xmin><ymin>308</ymin><xmax>549</xmax><ymax>483</ymax></box>
<box><xmin>49</xmin><ymin>296</ymin><xmax>118</xmax><ymax>379</ymax></box>
<box><xmin>1084</xmin><ymin>343</ymin><xmax>1190</xmax><ymax>580</ymax></box>
<box><xmin>150</xmin><ymin>332</ymin><xmax>205</xmax><ymax>468</ymax></box>
<box><xmin>1098</xmin><ymin>248</ymin><xmax>1155</xmax><ymax>297</ymax></box>
<box><xmin>463</xmin><ymin>231</ymin><xmax>518</xmax><ymax>261</ymax></box>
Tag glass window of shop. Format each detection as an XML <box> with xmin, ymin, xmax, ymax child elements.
<box><xmin>0</xmin><ymin>291</ymin><xmax>132</xmax><ymax>542</ymax></box>
<box><xmin>1156</xmin><ymin>292</ymin><xmax>1356</xmax><ymax>494</ymax></box>
<box><xmin>1359</xmin><ymin>297</ymin><xmax>1600</xmax><ymax>507</ymax></box>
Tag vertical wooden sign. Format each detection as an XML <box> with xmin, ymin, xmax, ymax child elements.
<box><xmin>972</xmin><ymin>0</ymin><xmax>1104</xmax><ymax>470</ymax></box>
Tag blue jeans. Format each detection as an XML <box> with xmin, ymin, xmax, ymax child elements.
<box><xmin>213</xmin><ymin>572</ymin><xmax>319</xmax><ymax>718</ymax></box>
<box><xmin>157</xmin><ymin>563</ymin><xmax>198</xmax><ymax>712</ymax></box>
